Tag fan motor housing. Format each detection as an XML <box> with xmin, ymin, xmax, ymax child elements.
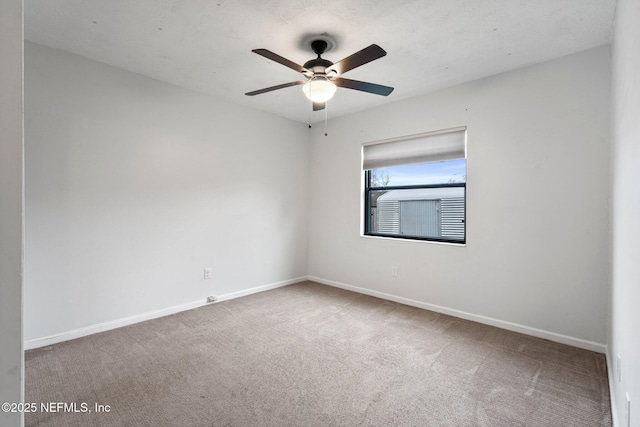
<box><xmin>303</xmin><ymin>58</ymin><xmax>333</xmax><ymax>73</ymax></box>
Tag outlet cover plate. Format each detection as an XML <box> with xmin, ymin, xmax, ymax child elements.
<box><xmin>618</xmin><ymin>354</ymin><xmax>622</xmax><ymax>382</ymax></box>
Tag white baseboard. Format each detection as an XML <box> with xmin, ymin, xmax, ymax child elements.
<box><xmin>308</xmin><ymin>276</ymin><xmax>607</xmax><ymax>354</ymax></box>
<box><xmin>26</xmin><ymin>274</ymin><xmax>607</xmax><ymax>356</ymax></box>
<box><xmin>606</xmin><ymin>345</ymin><xmax>620</xmax><ymax>427</ymax></box>
<box><xmin>24</xmin><ymin>276</ymin><xmax>306</xmax><ymax>350</ymax></box>
<box><xmin>212</xmin><ymin>276</ymin><xmax>306</xmax><ymax>303</ymax></box>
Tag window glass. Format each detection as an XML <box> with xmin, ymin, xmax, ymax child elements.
<box><xmin>369</xmin><ymin>159</ymin><xmax>466</xmax><ymax>187</ymax></box>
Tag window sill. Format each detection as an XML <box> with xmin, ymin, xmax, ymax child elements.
<box><xmin>360</xmin><ymin>233</ymin><xmax>466</xmax><ymax>247</ymax></box>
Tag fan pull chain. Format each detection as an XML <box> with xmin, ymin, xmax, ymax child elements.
<box><xmin>308</xmin><ymin>103</ymin><xmax>312</xmax><ymax>128</ymax></box>
<box><xmin>324</xmin><ymin>101</ymin><xmax>328</xmax><ymax>136</ymax></box>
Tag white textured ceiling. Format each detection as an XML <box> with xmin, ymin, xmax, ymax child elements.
<box><xmin>25</xmin><ymin>0</ymin><xmax>616</xmax><ymax>124</ymax></box>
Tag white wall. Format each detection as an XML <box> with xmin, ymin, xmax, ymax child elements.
<box><xmin>24</xmin><ymin>42</ymin><xmax>309</xmax><ymax>342</ymax></box>
<box><xmin>22</xmin><ymin>34</ymin><xmax>616</xmax><ymax>362</ymax></box>
<box><xmin>610</xmin><ymin>0</ymin><xmax>640</xmax><ymax>424</ymax></box>
<box><xmin>308</xmin><ymin>46</ymin><xmax>611</xmax><ymax>348</ymax></box>
<box><xmin>0</xmin><ymin>0</ymin><xmax>24</xmax><ymax>426</ymax></box>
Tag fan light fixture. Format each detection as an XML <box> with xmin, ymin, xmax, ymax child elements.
<box><xmin>302</xmin><ymin>76</ymin><xmax>336</xmax><ymax>103</ymax></box>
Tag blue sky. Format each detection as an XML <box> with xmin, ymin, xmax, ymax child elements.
<box><xmin>372</xmin><ymin>159</ymin><xmax>466</xmax><ymax>186</ymax></box>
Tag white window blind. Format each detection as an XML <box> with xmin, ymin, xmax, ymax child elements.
<box><xmin>362</xmin><ymin>126</ymin><xmax>466</xmax><ymax>170</ymax></box>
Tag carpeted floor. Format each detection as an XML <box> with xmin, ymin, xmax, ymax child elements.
<box><xmin>25</xmin><ymin>281</ymin><xmax>612</xmax><ymax>426</ymax></box>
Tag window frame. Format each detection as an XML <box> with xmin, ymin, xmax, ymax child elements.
<box><xmin>362</xmin><ymin>127</ymin><xmax>467</xmax><ymax>245</ymax></box>
<box><xmin>363</xmin><ymin>173</ymin><xmax>466</xmax><ymax>244</ymax></box>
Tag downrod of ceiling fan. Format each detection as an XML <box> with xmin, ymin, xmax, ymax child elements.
<box><xmin>311</xmin><ymin>40</ymin><xmax>328</xmax><ymax>57</ymax></box>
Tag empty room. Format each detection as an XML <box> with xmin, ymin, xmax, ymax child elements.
<box><xmin>1</xmin><ymin>0</ymin><xmax>639</xmax><ymax>426</ymax></box>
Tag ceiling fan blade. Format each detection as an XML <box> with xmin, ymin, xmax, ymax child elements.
<box><xmin>245</xmin><ymin>81</ymin><xmax>306</xmax><ymax>96</ymax></box>
<box><xmin>326</xmin><ymin>44</ymin><xmax>387</xmax><ymax>76</ymax></box>
<box><xmin>252</xmin><ymin>49</ymin><xmax>309</xmax><ymax>74</ymax></box>
<box><xmin>333</xmin><ymin>78</ymin><xmax>394</xmax><ymax>96</ymax></box>
<box><xmin>313</xmin><ymin>102</ymin><xmax>325</xmax><ymax>111</ymax></box>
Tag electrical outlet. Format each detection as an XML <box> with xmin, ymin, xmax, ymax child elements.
<box><xmin>625</xmin><ymin>393</ymin><xmax>631</xmax><ymax>427</ymax></box>
<box><xmin>204</xmin><ymin>268</ymin><xmax>212</xmax><ymax>280</ymax></box>
<box><xmin>617</xmin><ymin>354</ymin><xmax>622</xmax><ymax>382</ymax></box>
<box><xmin>391</xmin><ymin>266</ymin><xmax>398</xmax><ymax>277</ymax></box>
<box><xmin>206</xmin><ymin>296</ymin><xmax>217</xmax><ymax>303</ymax></box>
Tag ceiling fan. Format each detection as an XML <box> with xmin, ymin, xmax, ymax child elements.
<box><xmin>245</xmin><ymin>39</ymin><xmax>394</xmax><ymax>111</ymax></box>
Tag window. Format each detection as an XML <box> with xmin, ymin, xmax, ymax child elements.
<box><xmin>363</xmin><ymin>127</ymin><xmax>467</xmax><ymax>244</ymax></box>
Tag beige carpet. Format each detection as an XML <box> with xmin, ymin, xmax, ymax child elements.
<box><xmin>25</xmin><ymin>281</ymin><xmax>611</xmax><ymax>426</ymax></box>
